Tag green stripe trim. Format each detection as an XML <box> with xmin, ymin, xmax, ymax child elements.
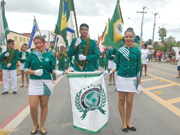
<box><xmin>73</xmin><ymin>122</ymin><xmax>108</xmax><ymax>134</ymax></box>
<box><xmin>67</xmin><ymin>72</ymin><xmax>103</xmax><ymax>78</ymax></box>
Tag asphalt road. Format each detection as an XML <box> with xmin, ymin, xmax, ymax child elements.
<box><xmin>0</xmin><ymin>62</ymin><xmax>180</xmax><ymax>135</ymax></box>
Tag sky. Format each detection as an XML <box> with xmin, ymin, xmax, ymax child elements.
<box><xmin>3</xmin><ymin>0</ymin><xmax>180</xmax><ymax>42</ymax></box>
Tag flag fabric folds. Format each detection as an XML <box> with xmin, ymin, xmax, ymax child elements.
<box><xmin>28</xmin><ymin>19</ymin><xmax>40</xmax><ymax>49</ymax></box>
<box><xmin>0</xmin><ymin>1</ymin><xmax>10</xmax><ymax>46</ymax></box>
<box><xmin>55</xmin><ymin>0</ymin><xmax>74</xmax><ymax>46</ymax></box>
<box><xmin>67</xmin><ymin>71</ymin><xmax>109</xmax><ymax>133</ymax></box>
<box><xmin>101</xmin><ymin>1</ymin><xmax>124</xmax><ymax>49</ymax></box>
<box><xmin>99</xmin><ymin>26</ymin><xmax>107</xmax><ymax>52</ymax></box>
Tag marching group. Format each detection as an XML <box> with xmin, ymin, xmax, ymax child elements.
<box><xmin>0</xmin><ymin>23</ymin><xmax>180</xmax><ymax>134</ymax></box>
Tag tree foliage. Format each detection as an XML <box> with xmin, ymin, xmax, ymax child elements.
<box><xmin>158</xmin><ymin>28</ymin><xmax>167</xmax><ymax>43</ymax></box>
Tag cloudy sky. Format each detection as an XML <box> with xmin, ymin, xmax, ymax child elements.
<box><xmin>4</xmin><ymin>0</ymin><xmax>180</xmax><ymax>42</ymax></box>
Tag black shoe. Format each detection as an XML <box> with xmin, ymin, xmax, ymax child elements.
<box><xmin>40</xmin><ymin>129</ymin><xmax>47</xmax><ymax>135</ymax></box>
<box><xmin>20</xmin><ymin>85</ymin><xmax>24</xmax><ymax>88</ymax></box>
<box><xmin>122</xmin><ymin>128</ymin><xmax>128</xmax><ymax>133</ymax></box>
<box><xmin>127</xmin><ymin>126</ymin><xmax>136</xmax><ymax>131</ymax></box>
<box><xmin>2</xmin><ymin>92</ymin><xmax>8</xmax><ymax>95</ymax></box>
<box><xmin>30</xmin><ymin>125</ymin><xmax>39</xmax><ymax>134</ymax></box>
<box><xmin>13</xmin><ymin>91</ymin><xmax>17</xmax><ymax>94</ymax></box>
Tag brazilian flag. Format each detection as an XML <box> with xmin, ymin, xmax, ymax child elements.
<box><xmin>55</xmin><ymin>0</ymin><xmax>73</xmax><ymax>46</ymax></box>
<box><xmin>102</xmin><ymin>0</ymin><xmax>124</xmax><ymax>49</ymax></box>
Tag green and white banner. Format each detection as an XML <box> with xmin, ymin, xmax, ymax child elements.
<box><xmin>67</xmin><ymin>71</ymin><xmax>109</xmax><ymax>133</ymax></box>
<box><xmin>0</xmin><ymin>1</ymin><xmax>10</xmax><ymax>46</ymax></box>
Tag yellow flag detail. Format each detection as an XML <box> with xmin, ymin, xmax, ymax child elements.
<box><xmin>113</xmin><ymin>19</ymin><xmax>123</xmax><ymax>43</ymax></box>
<box><xmin>60</xmin><ymin>1</ymin><xmax>67</xmax><ymax>31</ymax></box>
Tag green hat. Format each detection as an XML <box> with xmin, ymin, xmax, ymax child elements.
<box><xmin>50</xmin><ymin>41</ymin><xmax>55</xmax><ymax>44</ymax></box>
<box><xmin>23</xmin><ymin>43</ymin><xmax>28</xmax><ymax>46</ymax></box>
<box><xmin>30</xmin><ymin>48</ymin><xmax>34</xmax><ymax>50</ymax></box>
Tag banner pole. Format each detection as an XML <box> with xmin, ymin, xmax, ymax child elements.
<box><xmin>72</xmin><ymin>0</ymin><xmax>79</xmax><ymax>38</ymax></box>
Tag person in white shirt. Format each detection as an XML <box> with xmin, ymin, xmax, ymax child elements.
<box><xmin>176</xmin><ymin>51</ymin><xmax>180</xmax><ymax>78</ymax></box>
<box><xmin>141</xmin><ymin>44</ymin><xmax>149</xmax><ymax>76</ymax></box>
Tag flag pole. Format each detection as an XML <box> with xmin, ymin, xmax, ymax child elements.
<box><xmin>72</xmin><ymin>0</ymin><xmax>79</xmax><ymax>38</ymax></box>
<box><xmin>34</xmin><ymin>15</ymin><xmax>41</xmax><ymax>35</ymax></box>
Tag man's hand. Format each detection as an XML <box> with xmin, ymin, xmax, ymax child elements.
<box><xmin>75</xmin><ymin>38</ymin><xmax>81</xmax><ymax>46</ymax></box>
<box><xmin>7</xmin><ymin>63</ymin><xmax>11</xmax><ymax>68</ymax></box>
<box><xmin>79</xmin><ymin>54</ymin><xmax>86</xmax><ymax>61</ymax></box>
<box><xmin>5</xmin><ymin>53</ymin><xmax>9</xmax><ymax>57</ymax></box>
<box><xmin>111</xmin><ymin>55</ymin><xmax>115</xmax><ymax>57</ymax></box>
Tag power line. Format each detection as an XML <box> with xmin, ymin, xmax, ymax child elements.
<box><xmin>161</xmin><ymin>17</ymin><xmax>180</xmax><ymax>26</ymax></box>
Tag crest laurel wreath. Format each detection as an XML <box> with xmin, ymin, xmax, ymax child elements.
<box><xmin>75</xmin><ymin>85</ymin><xmax>106</xmax><ymax>119</ymax></box>
<box><xmin>75</xmin><ymin>90</ymin><xmax>84</xmax><ymax>112</ymax></box>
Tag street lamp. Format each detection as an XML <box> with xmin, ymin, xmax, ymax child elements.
<box><xmin>128</xmin><ymin>18</ymin><xmax>141</xmax><ymax>28</ymax></box>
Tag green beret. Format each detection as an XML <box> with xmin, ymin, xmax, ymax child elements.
<box><xmin>30</xmin><ymin>48</ymin><xmax>34</xmax><ymax>50</ymax></box>
<box><xmin>23</xmin><ymin>43</ymin><xmax>28</xmax><ymax>46</ymax></box>
<box><xmin>50</xmin><ymin>41</ymin><xmax>54</xmax><ymax>44</ymax></box>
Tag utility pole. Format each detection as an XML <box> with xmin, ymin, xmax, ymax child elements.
<box><xmin>152</xmin><ymin>13</ymin><xmax>158</xmax><ymax>47</ymax></box>
<box><xmin>137</xmin><ymin>7</ymin><xmax>147</xmax><ymax>46</ymax></box>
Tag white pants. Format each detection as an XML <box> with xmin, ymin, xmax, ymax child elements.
<box><xmin>3</xmin><ymin>70</ymin><xmax>17</xmax><ymax>92</ymax></box>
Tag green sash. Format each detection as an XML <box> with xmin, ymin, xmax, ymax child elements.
<box><xmin>4</xmin><ymin>48</ymin><xmax>15</xmax><ymax>66</ymax></box>
<box><xmin>75</xmin><ymin>38</ymin><xmax>90</xmax><ymax>71</ymax></box>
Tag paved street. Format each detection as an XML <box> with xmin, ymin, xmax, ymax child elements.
<box><xmin>0</xmin><ymin>62</ymin><xmax>180</xmax><ymax>135</ymax></box>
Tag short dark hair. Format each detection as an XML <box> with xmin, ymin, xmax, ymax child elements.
<box><xmin>135</xmin><ymin>35</ymin><xmax>140</xmax><ymax>40</ymax></box>
<box><xmin>124</xmin><ymin>28</ymin><xmax>134</xmax><ymax>35</ymax></box>
<box><xmin>7</xmin><ymin>39</ymin><xmax>14</xmax><ymax>44</ymax></box>
<box><xmin>143</xmin><ymin>44</ymin><xmax>148</xmax><ymax>48</ymax></box>
<box><xmin>33</xmin><ymin>35</ymin><xmax>45</xmax><ymax>44</ymax></box>
<box><xmin>80</xmin><ymin>23</ymin><xmax>89</xmax><ymax>30</ymax></box>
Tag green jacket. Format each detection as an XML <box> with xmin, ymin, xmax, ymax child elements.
<box><xmin>67</xmin><ymin>38</ymin><xmax>100</xmax><ymax>72</ymax></box>
<box><xmin>24</xmin><ymin>51</ymin><xmax>55</xmax><ymax>80</ymax></box>
<box><xmin>19</xmin><ymin>51</ymin><xmax>29</xmax><ymax>63</ymax></box>
<box><xmin>116</xmin><ymin>46</ymin><xmax>141</xmax><ymax>78</ymax></box>
<box><xmin>107</xmin><ymin>48</ymin><xmax>115</xmax><ymax>60</ymax></box>
<box><xmin>1</xmin><ymin>49</ymin><xmax>18</xmax><ymax>70</ymax></box>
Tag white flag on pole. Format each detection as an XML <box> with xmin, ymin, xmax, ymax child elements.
<box><xmin>67</xmin><ymin>11</ymin><xmax>75</xmax><ymax>46</ymax></box>
<box><xmin>0</xmin><ymin>5</ymin><xmax>5</xmax><ymax>46</ymax></box>
<box><xmin>68</xmin><ymin>71</ymin><xmax>109</xmax><ymax>133</ymax></box>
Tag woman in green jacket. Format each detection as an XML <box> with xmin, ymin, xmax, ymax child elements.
<box><xmin>105</xmin><ymin>28</ymin><xmax>141</xmax><ymax>132</ymax></box>
<box><xmin>24</xmin><ymin>35</ymin><xmax>63</xmax><ymax>134</ymax></box>
<box><xmin>19</xmin><ymin>43</ymin><xmax>29</xmax><ymax>87</ymax></box>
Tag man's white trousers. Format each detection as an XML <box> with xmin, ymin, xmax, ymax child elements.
<box><xmin>3</xmin><ymin>70</ymin><xmax>17</xmax><ymax>92</ymax></box>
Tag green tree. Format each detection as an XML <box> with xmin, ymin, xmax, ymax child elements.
<box><xmin>146</xmin><ymin>39</ymin><xmax>152</xmax><ymax>45</ymax></box>
<box><xmin>158</xmin><ymin>28</ymin><xmax>167</xmax><ymax>43</ymax></box>
<box><xmin>154</xmin><ymin>42</ymin><xmax>159</xmax><ymax>50</ymax></box>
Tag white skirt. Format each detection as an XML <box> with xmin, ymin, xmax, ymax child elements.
<box><xmin>19</xmin><ymin>63</ymin><xmax>25</xmax><ymax>70</ymax></box>
<box><xmin>142</xmin><ymin>59</ymin><xmax>148</xmax><ymax>65</ymax></box>
<box><xmin>28</xmin><ymin>79</ymin><xmax>53</xmax><ymax>95</ymax></box>
<box><xmin>116</xmin><ymin>76</ymin><xmax>137</xmax><ymax>93</ymax></box>
<box><xmin>108</xmin><ymin>60</ymin><xmax>115</xmax><ymax>69</ymax></box>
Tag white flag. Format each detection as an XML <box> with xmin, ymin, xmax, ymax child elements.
<box><xmin>0</xmin><ymin>5</ymin><xmax>5</xmax><ymax>46</ymax></box>
<box><xmin>67</xmin><ymin>11</ymin><xmax>75</xmax><ymax>46</ymax></box>
<box><xmin>68</xmin><ymin>71</ymin><xmax>109</xmax><ymax>133</ymax></box>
